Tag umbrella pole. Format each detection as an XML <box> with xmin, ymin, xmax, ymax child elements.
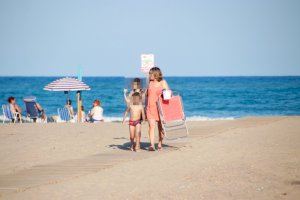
<box><xmin>77</xmin><ymin>91</ymin><xmax>82</xmax><ymax>122</ymax></box>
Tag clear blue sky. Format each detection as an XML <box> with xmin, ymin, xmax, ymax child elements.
<box><xmin>0</xmin><ymin>0</ymin><xmax>299</xmax><ymax>76</ymax></box>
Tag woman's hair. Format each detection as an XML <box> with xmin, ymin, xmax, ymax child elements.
<box><xmin>149</xmin><ymin>67</ymin><xmax>163</xmax><ymax>82</ymax></box>
<box><xmin>94</xmin><ymin>99</ymin><xmax>101</xmax><ymax>106</ymax></box>
<box><xmin>7</xmin><ymin>96</ymin><xmax>15</xmax><ymax>103</ymax></box>
<box><xmin>66</xmin><ymin>99</ymin><xmax>72</xmax><ymax>105</ymax></box>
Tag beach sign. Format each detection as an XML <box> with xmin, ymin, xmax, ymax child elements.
<box><xmin>141</xmin><ymin>54</ymin><xmax>154</xmax><ymax>74</ymax></box>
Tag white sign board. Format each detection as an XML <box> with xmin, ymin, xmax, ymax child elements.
<box><xmin>141</xmin><ymin>54</ymin><xmax>154</xmax><ymax>74</ymax></box>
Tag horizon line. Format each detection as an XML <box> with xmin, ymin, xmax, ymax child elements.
<box><xmin>0</xmin><ymin>75</ymin><xmax>300</xmax><ymax>78</ymax></box>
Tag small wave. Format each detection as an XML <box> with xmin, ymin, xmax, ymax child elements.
<box><xmin>103</xmin><ymin>116</ymin><xmax>235</xmax><ymax>122</ymax></box>
<box><xmin>186</xmin><ymin>116</ymin><xmax>235</xmax><ymax>121</ymax></box>
<box><xmin>103</xmin><ymin>117</ymin><xmax>123</xmax><ymax>122</ymax></box>
<box><xmin>0</xmin><ymin>115</ymin><xmax>32</xmax><ymax>123</ymax></box>
<box><xmin>0</xmin><ymin>115</ymin><xmax>235</xmax><ymax>123</ymax></box>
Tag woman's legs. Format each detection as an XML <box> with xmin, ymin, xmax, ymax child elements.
<box><xmin>158</xmin><ymin>121</ymin><xmax>164</xmax><ymax>149</ymax></box>
<box><xmin>148</xmin><ymin>119</ymin><xmax>156</xmax><ymax>149</ymax></box>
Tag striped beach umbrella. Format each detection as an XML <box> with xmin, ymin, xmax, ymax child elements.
<box><xmin>44</xmin><ymin>77</ymin><xmax>91</xmax><ymax>122</ymax></box>
<box><xmin>44</xmin><ymin>77</ymin><xmax>90</xmax><ymax>91</ymax></box>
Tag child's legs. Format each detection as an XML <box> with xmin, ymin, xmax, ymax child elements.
<box><xmin>135</xmin><ymin>123</ymin><xmax>141</xmax><ymax>148</ymax></box>
<box><xmin>129</xmin><ymin>125</ymin><xmax>135</xmax><ymax>145</ymax></box>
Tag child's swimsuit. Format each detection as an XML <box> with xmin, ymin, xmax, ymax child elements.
<box><xmin>129</xmin><ymin>119</ymin><xmax>141</xmax><ymax>126</ymax></box>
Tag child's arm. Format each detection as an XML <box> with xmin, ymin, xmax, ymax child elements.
<box><xmin>122</xmin><ymin>107</ymin><xmax>130</xmax><ymax>124</ymax></box>
<box><xmin>123</xmin><ymin>89</ymin><xmax>128</xmax><ymax>102</ymax></box>
<box><xmin>124</xmin><ymin>90</ymin><xmax>131</xmax><ymax>104</ymax></box>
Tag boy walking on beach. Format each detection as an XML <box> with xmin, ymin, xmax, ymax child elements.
<box><xmin>122</xmin><ymin>92</ymin><xmax>146</xmax><ymax>151</ymax></box>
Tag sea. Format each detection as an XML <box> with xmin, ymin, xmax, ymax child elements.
<box><xmin>1</xmin><ymin>76</ymin><xmax>300</xmax><ymax>121</ymax></box>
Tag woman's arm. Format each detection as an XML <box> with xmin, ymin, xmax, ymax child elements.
<box><xmin>35</xmin><ymin>103</ymin><xmax>43</xmax><ymax>111</ymax></box>
<box><xmin>15</xmin><ymin>104</ymin><xmax>22</xmax><ymax>113</ymax></box>
<box><xmin>162</xmin><ymin>79</ymin><xmax>169</xmax><ymax>90</ymax></box>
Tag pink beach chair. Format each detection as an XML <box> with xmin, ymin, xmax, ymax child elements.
<box><xmin>157</xmin><ymin>93</ymin><xmax>189</xmax><ymax>138</ymax></box>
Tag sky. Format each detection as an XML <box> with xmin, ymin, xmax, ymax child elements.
<box><xmin>0</xmin><ymin>0</ymin><xmax>299</xmax><ymax>77</ymax></box>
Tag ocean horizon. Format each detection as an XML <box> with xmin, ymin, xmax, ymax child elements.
<box><xmin>1</xmin><ymin>76</ymin><xmax>300</xmax><ymax>121</ymax></box>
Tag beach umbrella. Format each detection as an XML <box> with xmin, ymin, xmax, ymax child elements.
<box><xmin>44</xmin><ymin>77</ymin><xmax>91</xmax><ymax>122</ymax></box>
<box><xmin>44</xmin><ymin>77</ymin><xmax>90</xmax><ymax>91</ymax></box>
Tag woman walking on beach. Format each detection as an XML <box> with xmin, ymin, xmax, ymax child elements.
<box><xmin>146</xmin><ymin>67</ymin><xmax>169</xmax><ymax>151</ymax></box>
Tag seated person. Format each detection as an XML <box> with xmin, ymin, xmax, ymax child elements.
<box><xmin>75</xmin><ymin>105</ymin><xmax>86</xmax><ymax>123</ymax></box>
<box><xmin>7</xmin><ymin>96</ymin><xmax>22</xmax><ymax>122</ymax></box>
<box><xmin>81</xmin><ymin>106</ymin><xmax>86</xmax><ymax>122</ymax></box>
<box><xmin>35</xmin><ymin>102</ymin><xmax>47</xmax><ymax>122</ymax></box>
<box><xmin>87</xmin><ymin>99</ymin><xmax>104</xmax><ymax>122</ymax></box>
<box><xmin>65</xmin><ymin>99</ymin><xmax>74</xmax><ymax>118</ymax></box>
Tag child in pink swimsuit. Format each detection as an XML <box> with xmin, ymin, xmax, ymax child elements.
<box><xmin>123</xmin><ymin>92</ymin><xmax>146</xmax><ymax>151</ymax></box>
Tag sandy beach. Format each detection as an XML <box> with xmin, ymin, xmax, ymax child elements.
<box><xmin>0</xmin><ymin>117</ymin><xmax>299</xmax><ymax>199</ymax></box>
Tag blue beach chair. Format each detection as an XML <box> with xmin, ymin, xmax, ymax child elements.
<box><xmin>23</xmin><ymin>96</ymin><xmax>45</xmax><ymax>123</ymax></box>
<box><xmin>57</xmin><ymin>107</ymin><xmax>71</xmax><ymax>122</ymax></box>
<box><xmin>2</xmin><ymin>104</ymin><xmax>21</xmax><ymax>123</ymax></box>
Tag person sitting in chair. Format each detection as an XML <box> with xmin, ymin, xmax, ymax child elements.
<box><xmin>7</xmin><ymin>96</ymin><xmax>22</xmax><ymax>122</ymax></box>
<box><xmin>87</xmin><ymin>99</ymin><xmax>104</xmax><ymax>123</ymax></box>
<box><xmin>65</xmin><ymin>99</ymin><xmax>74</xmax><ymax>119</ymax></box>
<box><xmin>35</xmin><ymin>102</ymin><xmax>47</xmax><ymax>122</ymax></box>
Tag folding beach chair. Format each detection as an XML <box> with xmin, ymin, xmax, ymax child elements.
<box><xmin>2</xmin><ymin>104</ymin><xmax>21</xmax><ymax>123</ymax></box>
<box><xmin>157</xmin><ymin>93</ymin><xmax>189</xmax><ymax>139</ymax></box>
<box><xmin>23</xmin><ymin>96</ymin><xmax>42</xmax><ymax>123</ymax></box>
<box><xmin>57</xmin><ymin>107</ymin><xmax>71</xmax><ymax>122</ymax></box>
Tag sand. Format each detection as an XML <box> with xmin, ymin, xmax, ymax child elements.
<box><xmin>0</xmin><ymin>117</ymin><xmax>299</xmax><ymax>199</ymax></box>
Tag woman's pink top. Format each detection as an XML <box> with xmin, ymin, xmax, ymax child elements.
<box><xmin>146</xmin><ymin>81</ymin><xmax>163</xmax><ymax>121</ymax></box>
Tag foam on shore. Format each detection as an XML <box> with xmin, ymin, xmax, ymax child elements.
<box><xmin>0</xmin><ymin>115</ymin><xmax>236</xmax><ymax>123</ymax></box>
<box><xmin>103</xmin><ymin>116</ymin><xmax>235</xmax><ymax>122</ymax></box>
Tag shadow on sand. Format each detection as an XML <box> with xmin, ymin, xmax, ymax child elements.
<box><xmin>107</xmin><ymin>142</ymin><xmax>179</xmax><ymax>151</ymax></box>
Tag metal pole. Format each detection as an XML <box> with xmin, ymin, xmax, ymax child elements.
<box><xmin>77</xmin><ymin>91</ymin><xmax>82</xmax><ymax>122</ymax></box>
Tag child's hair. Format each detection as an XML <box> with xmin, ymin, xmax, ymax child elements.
<box><xmin>132</xmin><ymin>78</ymin><xmax>142</xmax><ymax>90</ymax></box>
<box><xmin>132</xmin><ymin>92</ymin><xmax>140</xmax><ymax>97</ymax></box>
<box><xmin>66</xmin><ymin>99</ymin><xmax>72</xmax><ymax>105</ymax></box>
<box><xmin>81</xmin><ymin>105</ymin><xmax>84</xmax><ymax>111</ymax></box>
<box><xmin>94</xmin><ymin>99</ymin><xmax>101</xmax><ymax>106</ymax></box>
<box><xmin>7</xmin><ymin>96</ymin><xmax>15</xmax><ymax>103</ymax></box>
<box><xmin>149</xmin><ymin>67</ymin><xmax>163</xmax><ymax>82</ymax></box>
<box><xmin>132</xmin><ymin>92</ymin><xmax>141</xmax><ymax>105</ymax></box>
<box><xmin>133</xmin><ymin>78</ymin><xmax>141</xmax><ymax>83</ymax></box>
